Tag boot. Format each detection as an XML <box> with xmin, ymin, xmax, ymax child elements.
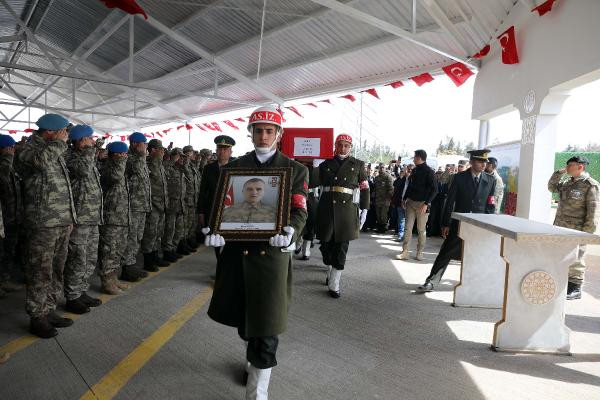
<box><xmin>177</xmin><ymin>241</ymin><xmax>190</xmax><ymax>256</ymax></box>
<box><xmin>116</xmin><ymin>280</ymin><xmax>130</xmax><ymax>291</ymax></box>
<box><xmin>80</xmin><ymin>292</ymin><xmax>102</xmax><ymax>307</ymax></box>
<box><xmin>184</xmin><ymin>240</ymin><xmax>195</xmax><ymax>253</ymax></box>
<box><xmin>30</xmin><ymin>316</ymin><xmax>58</xmax><ymax>338</ymax></box>
<box><xmin>129</xmin><ymin>265</ymin><xmax>149</xmax><ymax>278</ymax></box>
<box><xmin>143</xmin><ymin>253</ymin><xmax>159</xmax><ymax>272</ymax></box>
<box><xmin>245</xmin><ymin>365</ymin><xmax>272</xmax><ymax>400</ymax></box>
<box><xmin>566</xmin><ymin>282</ymin><xmax>582</xmax><ymax>300</ymax></box>
<box><xmin>120</xmin><ymin>266</ymin><xmax>141</xmax><ymax>282</ymax></box>
<box><xmin>187</xmin><ymin>238</ymin><xmax>198</xmax><ymax>251</ymax></box>
<box><xmin>397</xmin><ymin>249</ymin><xmax>410</xmax><ymax>260</ymax></box>
<box><xmin>416</xmin><ymin>280</ymin><xmax>434</xmax><ymax>293</ymax></box>
<box><xmin>47</xmin><ymin>311</ymin><xmax>74</xmax><ymax>327</ymax></box>
<box><xmin>415</xmin><ymin>251</ymin><xmax>424</xmax><ymax>261</ymax></box>
<box><xmin>1</xmin><ymin>281</ymin><xmax>23</xmax><ymax>292</ymax></box>
<box><xmin>101</xmin><ymin>273</ymin><xmax>123</xmax><ymax>295</ymax></box>
<box><xmin>0</xmin><ymin>352</ymin><xmax>9</xmax><ymax>364</ymax></box>
<box><xmin>301</xmin><ymin>240</ymin><xmax>311</xmax><ymax>260</ymax></box>
<box><xmin>66</xmin><ymin>297</ymin><xmax>90</xmax><ymax>314</ymax></box>
<box><xmin>328</xmin><ymin>268</ymin><xmax>342</xmax><ymax>298</ymax></box>
<box><xmin>153</xmin><ymin>251</ymin><xmax>170</xmax><ymax>267</ymax></box>
<box><xmin>163</xmin><ymin>251</ymin><xmax>178</xmax><ymax>262</ymax></box>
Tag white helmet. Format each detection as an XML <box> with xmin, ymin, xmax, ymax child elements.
<box><xmin>247</xmin><ymin>106</ymin><xmax>283</xmax><ymax>133</ymax></box>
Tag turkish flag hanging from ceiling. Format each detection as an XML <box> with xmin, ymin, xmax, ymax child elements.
<box><xmin>223</xmin><ymin>120</ymin><xmax>239</xmax><ymax>130</ymax></box>
<box><xmin>411</xmin><ymin>73</ymin><xmax>434</xmax><ymax>87</ymax></box>
<box><xmin>472</xmin><ymin>44</ymin><xmax>490</xmax><ymax>59</ymax></box>
<box><xmin>532</xmin><ymin>0</ymin><xmax>556</xmax><ymax>16</ymax></box>
<box><xmin>362</xmin><ymin>88</ymin><xmax>380</xmax><ymax>99</ymax></box>
<box><xmin>99</xmin><ymin>0</ymin><xmax>148</xmax><ymax>19</ymax></box>
<box><xmin>339</xmin><ymin>94</ymin><xmax>356</xmax><ymax>102</ymax></box>
<box><xmin>497</xmin><ymin>26</ymin><xmax>519</xmax><ymax>64</ymax></box>
<box><xmin>442</xmin><ymin>62</ymin><xmax>474</xmax><ymax>87</ymax></box>
<box><xmin>386</xmin><ymin>81</ymin><xmax>404</xmax><ymax>89</ymax></box>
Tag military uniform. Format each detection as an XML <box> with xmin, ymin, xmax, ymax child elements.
<box><xmin>0</xmin><ymin>148</ymin><xmax>23</xmax><ymax>288</ymax></box>
<box><xmin>207</xmin><ymin>150</ymin><xmax>308</xmax><ymax>368</ymax></box>
<box><xmin>163</xmin><ymin>149</ymin><xmax>187</xmax><ymax>257</ymax></box>
<box><xmin>64</xmin><ymin>144</ymin><xmax>104</xmax><ymax>305</ymax></box>
<box><xmin>221</xmin><ymin>202</ymin><xmax>277</xmax><ymax>223</ymax></box>
<box><xmin>17</xmin><ymin>132</ymin><xmax>77</xmax><ymax>320</ymax></box>
<box><xmin>123</xmin><ymin>145</ymin><xmax>152</xmax><ymax>266</ymax></box>
<box><xmin>489</xmin><ymin>169</ymin><xmax>505</xmax><ymax>214</ymax></box>
<box><xmin>548</xmin><ymin>169</ymin><xmax>600</xmax><ymax>286</ymax></box>
<box><xmin>141</xmin><ymin>140</ymin><xmax>169</xmax><ymax>267</ymax></box>
<box><xmin>373</xmin><ymin>170</ymin><xmax>394</xmax><ymax>232</ymax></box>
<box><xmin>182</xmin><ymin>147</ymin><xmax>198</xmax><ymax>250</ymax></box>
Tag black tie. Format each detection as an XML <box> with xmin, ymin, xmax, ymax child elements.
<box><xmin>473</xmin><ymin>176</ymin><xmax>479</xmax><ymax>187</ymax></box>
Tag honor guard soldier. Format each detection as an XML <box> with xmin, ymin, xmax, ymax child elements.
<box><xmin>203</xmin><ymin>106</ymin><xmax>308</xmax><ymax>400</ymax></box>
<box><xmin>548</xmin><ymin>156</ymin><xmax>600</xmax><ymax>299</ymax></box>
<box><xmin>416</xmin><ymin>149</ymin><xmax>496</xmax><ymax>293</ymax></box>
<box><xmin>316</xmin><ymin>134</ymin><xmax>370</xmax><ymax>298</ymax></box>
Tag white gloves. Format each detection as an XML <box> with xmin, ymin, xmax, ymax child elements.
<box><xmin>202</xmin><ymin>227</ymin><xmax>225</xmax><ymax>247</ymax></box>
<box><xmin>359</xmin><ymin>209</ymin><xmax>368</xmax><ymax>230</ymax></box>
<box><xmin>269</xmin><ymin>226</ymin><xmax>294</xmax><ymax>248</ymax></box>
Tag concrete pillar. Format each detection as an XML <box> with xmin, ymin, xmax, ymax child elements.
<box><xmin>478</xmin><ymin>120</ymin><xmax>489</xmax><ymax>148</ymax></box>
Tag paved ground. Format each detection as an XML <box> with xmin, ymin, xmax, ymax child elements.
<box><xmin>0</xmin><ymin>232</ymin><xmax>599</xmax><ymax>400</ymax></box>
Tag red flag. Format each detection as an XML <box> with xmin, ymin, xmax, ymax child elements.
<box><xmin>119</xmin><ymin>135</ymin><xmax>127</xmax><ymax>141</ymax></box>
<box><xmin>195</xmin><ymin>124</ymin><xmax>206</xmax><ymax>131</ymax></box>
<box><xmin>532</xmin><ymin>0</ymin><xmax>556</xmax><ymax>16</ymax></box>
<box><xmin>235</xmin><ymin>117</ymin><xmax>246</xmax><ymax>123</ymax></box>
<box><xmin>162</xmin><ymin>128</ymin><xmax>172</xmax><ymax>134</ymax></box>
<box><xmin>144</xmin><ymin>133</ymin><xmax>152</xmax><ymax>138</ymax></box>
<box><xmin>8</xmin><ymin>130</ymin><xmax>17</xmax><ymax>134</ymax></box>
<box><xmin>211</xmin><ymin>122</ymin><xmax>222</xmax><ymax>132</ymax></box>
<box><xmin>285</xmin><ymin>106</ymin><xmax>303</xmax><ymax>118</ymax></box>
<box><xmin>411</xmin><ymin>73</ymin><xmax>434</xmax><ymax>87</ymax></box>
<box><xmin>442</xmin><ymin>62</ymin><xmax>474</xmax><ymax>87</ymax></box>
<box><xmin>304</xmin><ymin>103</ymin><xmax>318</xmax><ymax>108</ymax></box>
<box><xmin>185</xmin><ymin>124</ymin><xmax>193</xmax><ymax>130</ymax></box>
<box><xmin>223</xmin><ymin>120</ymin><xmax>239</xmax><ymax>130</ymax></box>
<box><xmin>362</xmin><ymin>88</ymin><xmax>380</xmax><ymax>99</ymax></box>
<box><xmin>224</xmin><ymin>184</ymin><xmax>234</xmax><ymax>207</ymax></box>
<box><xmin>155</xmin><ymin>132</ymin><xmax>164</xmax><ymax>138</ymax></box>
<box><xmin>99</xmin><ymin>0</ymin><xmax>148</xmax><ymax>19</ymax></box>
<box><xmin>103</xmin><ymin>133</ymin><xmax>111</xmax><ymax>139</ymax></box>
<box><xmin>23</xmin><ymin>128</ymin><xmax>35</xmax><ymax>133</ymax></box>
<box><xmin>339</xmin><ymin>94</ymin><xmax>356</xmax><ymax>102</ymax></box>
<box><xmin>472</xmin><ymin>44</ymin><xmax>491</xmax><ymax>59</ymax></box>
<box><xmin>176</xmin><ymin>125</ymin><xmax>185</xmax><ymax>130</ymax></box>
<box><xmin>386</xmin><ymin>81</ymin><xmax>404</xmax><ymax>89</ymax></box>
<box><xmin>318</xmin><ymin>99</ymin><xmax>331</xmax><ymax>104</ymax></box>
<box><xmin>202</xmin><ymin>123</ymin><xmax>217</xmax><ymax>131</ymax></box>
<box><xmin>497</xmin><ymin>26</ymin><xmax>519</xmax><ymax>64</ymax></box>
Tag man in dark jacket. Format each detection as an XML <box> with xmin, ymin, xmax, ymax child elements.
<box><xmin>398</xmin><ymin>150</ymin><xmax>437</xmax><ymax>261</ymax></box>
<box><xmin>416</xmin><ymin>149</ymin><xmax>496</xmax><ymax>292</ymax></box>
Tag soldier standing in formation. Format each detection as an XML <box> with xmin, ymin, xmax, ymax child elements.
<box><xmin>0</xmin><ymin>135</ymin><xmax>22</xmax><ymax>297</ymax></box>
<box><xmin>548</xmin><ymin>156</ymin><xmax>600</xmax><ymax>300</ymax></box>
<box><xmin>141</xmin><ymin>139</ymin><xmax>171</xmax><ymax>270</ymax></box>
<box><xmin>64</xmin><ymin>125</ymin><xmax>104</xmax><ymax>314</ymax></box>
<box><xmin>416</xmin><ymin>149</ymin><xmax>496</xmax><ymax>293</ymax></box>
<box><xmin>485</xmin><ymin>157</ymin><xmax>505</xmax><ymax>214</ymax></box>
<box><xmin>163</xmin><ymin>148</ymin><xmax>188</xmax><ymax>259</ymax></box>
<box><xmin>204</xmin><ymin>105</ymin><xmax>308</xmax><ymax>400</ymax></box>
<box><xmin>316</xmin><ymin>134</ymin><xmax>370</xmax><ymax>298</ymax></box>
<box><xmin>122</xmin><ymin>133</ymin><xmax>151</xmax><ymax>282</ymax></box>
<box><xmin>373</xmin><ymin>163</ymin><xmax>394</xmax><ymax>233</ymax></box>
<box><xmin>182</xmin><ymin>145</ymin><xmax>199</xmax><ymax>252</ymax></box>
<box><xmin>198</xmin><ymin>135</ymin><xmax>235</xmax><ymax>261</ymax></box>
<box><xmin>98</xmin><ymin>142</ymin><xmax>131</xmax><ymax>295</ymax></box>
<box><xmin>18</xmin><ymin>114</ymin><xmax>77</xmax><ymax>338</ymax></box>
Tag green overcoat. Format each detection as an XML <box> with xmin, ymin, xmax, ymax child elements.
<box><xmin>207</xmin><ymin>150</ymin><xmax>308</xmax><ymax>337</ymax></box>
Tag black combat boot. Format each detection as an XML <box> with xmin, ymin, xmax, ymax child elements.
<box><xmin>66</xmin><ymin>297</ymin><xmax>90</xmax><ymax>314</ymax></box>
<box><xmin>80</xmin><ymin>292</ymin><xmax>102</xmax><ymax>307</ymax></box>
<box><xmin>47</xmin><ymin>311</ymin><xmax>74</xmax><ymax>327</ymax></box>
<box><xmin>187</xmin><ymin>238</ymin><xmax>198</xmax><ymax>252</ymax></box>
<box><xmin>153</xmin><ymin>251</ymin><xmax>170</xmax><ymax>267</ymax></box>
<box><xmin>177</xmin><ymin>241</ymin><xmax>190</xmax><ymax>256</ymax></box>
<box><xmin>120</xmin><ymin>266</ymin><xmax>141</xmax><ymax>282</ymax></box>
<box><xmin>143</xmin><ymin>253</ymin><xmax>159</xmax><ymax>272</ymax></box>
<box><xmin>30</xmin><ymin>316</ymin><xmax>58</xmax><ymax>338</ymax></box>
<box><xmin>566</xmin><ymin>282</ymin><xmax>582</xmax><ymax>300</ymax></box>
<box><xmin>129</xmin><ymin>265</ymin><xmax>149</xmax><ymax>278</ymax></box>
<box><xmin>163</xmin><ymin>250</ymin><xmax>178</xmax><ymax>262</ymax></box>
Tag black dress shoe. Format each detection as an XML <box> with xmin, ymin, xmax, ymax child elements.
<box><xmin>80</xmin><ymin>292</ymin><xmax>102</xmax><ymax>307</ymax></box>
<box><xmin>328</xmin><ymin>290</ymin><xmax>341</xmax><ymax>298</ymax></box>
<box><xmin>30</xmin><ymin>317</ymin><xmax>58</xmax><ymax>338</ymax></box>
<box><xmin>301</xmin><ymin>256</ymin><xmax>309</xmax><ymax>261</ymax></box>
<box><xmin>66</xmin><ymin>298</ymin><xmax>90</xmax><ymax>314</ymax></box>
<box><xmin>47</xmin><ymin>311</ymin><xmax>74</xmax><ymax>327</ymax></box>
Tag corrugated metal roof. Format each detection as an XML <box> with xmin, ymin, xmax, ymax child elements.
<box><xmin>0</xmin><ymin>0</ymin><xmax>517</xmax><ymax>132</ymax></box>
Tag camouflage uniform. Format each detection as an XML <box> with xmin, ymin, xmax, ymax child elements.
<box><xmin>182</xmin><ymin>156</ymin><xmax>198</xmax><ymax>243</ymax></box>
<box><xmin>123</xmin><ymin>149</ymin><xmax>151</xmax><ymax>265</ymax></box>
<box><xmin>63</xmin><ymin>146</ymin><xmax>103</xmax><ymax>300</ymax></box>
<box><xmin>141</xmin><ymin>154</ymin><xmax>168</xmax><ymax>253</ymax></box>
<box><xmin>99</xmin><ymin>156</ymin><xmax>130</xmax><ymax>277</ymax></box>
<box><xmin>489</xmin><ymin>169</ymin><xmax>505</xmax><ymax>214</ymax></box>
<box><xmin>163</xmin><ymin>158</ymin><xmax>187</xmax><ymax>252</ymax></box>
<box><xmin>0</xmin><ymin>152</ymin><xmax>23</xmax><ymax>285</ymax></box>
<box><xmin>17</xmin><ymin>134</ymin><xmax>76</xmax><ymax>318</ymax></box>
<box><xmin>373</xmin><ymin>171</ymin><xmax>394</xmax><ymax>230</ymax></box>
<box><xmin>221</xmin><ymin>202</ymin><xmax>277</xmax><ymax>223</ymax></box>
<box><xmin>548</xmin><ymin>170</ymin><xmax>600</xmax><ymax>284</ymax></box>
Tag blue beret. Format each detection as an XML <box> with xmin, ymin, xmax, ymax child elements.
<box><xmin>36</xmin><ymin>114</ymin><xmax>69</xmax><ymax>131</ymax></box>
<box><xmin>68</xmin><ymin>124</ymin><xmax>94</xmax><ymax>141</ymax></box>
<box><xmin>107</xmin><ymin>141</ymin><xmax>129</xmax><ymax>154</ymax></box>
<box><xmin>129</xmin><ymin>132</ymin><xmax>147</xmax><ymax>143</ymax></box>
<box><xmin>0</xmin><ymin>134</ymin><xmax>16</xmax><ymax>148</ymax></box>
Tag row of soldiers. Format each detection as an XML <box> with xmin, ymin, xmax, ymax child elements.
<box><xmin>0</xmin><ymin>113</ymin><xmax>214</xmax><ymax>339</ymax></box>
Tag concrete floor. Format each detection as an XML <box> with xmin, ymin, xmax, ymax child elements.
<box><xmin>0</xmin><ymin>233</ymin><xmax>599</xmax><ymax>400</ymax></box>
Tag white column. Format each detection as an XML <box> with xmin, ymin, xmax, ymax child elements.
<box><xmin>478</xmin><ymin>120</ymin><xmax>489</xmax><ymax>148</ymax></box>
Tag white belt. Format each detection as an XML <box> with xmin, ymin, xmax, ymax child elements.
<box><xmin>308</xmin><ymin>188</ymin><xmax>318</xmax><ymax>194</ymax></box>
<box><xmin>322</xmin><ymin>186</ymin><xmax>354</xmax><ymax>195</ymax></box>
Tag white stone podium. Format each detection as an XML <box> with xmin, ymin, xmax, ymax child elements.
<box><xmin>451</xmin><ymin>213</ymin><xmax>600</xmax><ymax>354</ymax></box>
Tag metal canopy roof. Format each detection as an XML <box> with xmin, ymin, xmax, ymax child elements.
<box><xmin>0</xmin><ymin>0</ymin><xmax>518</xmax><ymax>133</ymax></box>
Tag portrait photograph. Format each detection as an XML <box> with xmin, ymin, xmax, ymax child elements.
<box><xmin>209</xmin><ymin>168</ymin><xmax>292</xmax><ymax>241</ymax></box>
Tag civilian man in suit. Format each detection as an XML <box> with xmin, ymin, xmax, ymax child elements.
<box><xmin>416</xmin><ymin>149</ymin><xmax>496</xmax><ymax>293</ymax></box>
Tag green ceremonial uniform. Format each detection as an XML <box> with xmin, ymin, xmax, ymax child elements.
<box><xmin>208</xmin><ymin>150</ymin><xmax>308</xmax><ymax>339</ymax></box>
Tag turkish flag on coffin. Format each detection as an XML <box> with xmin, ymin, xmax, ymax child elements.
<box><xmin>442</xmin><ymin>62</ymin><xmax>474</xmax><ymax>87</ymax></box>
<box><xmin>497</xmin><ymin>26</ymin><xmax>519</xmax><ymax>64</ymax></box>
<box><xmin>99</xmin><ymin>0</ymin><xmax>148</xmax><ymax>19</ymax></box>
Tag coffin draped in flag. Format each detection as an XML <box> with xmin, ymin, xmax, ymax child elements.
<box><xmin>442</xmin><ymin>62</ymin><xmax>474</xmax><ymax>87</ymax></box>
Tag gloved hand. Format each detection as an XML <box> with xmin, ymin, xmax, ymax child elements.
<box><xmin>202</xmin><ymin>227</ymin><xmax>225</xmax><ymax>247</ymax></box>
<box><xmin>359</xmin><ymin>209</ymin><xmax>368</xmax><ymax>230</ymax></box>
<box><xmin>269</xmin><ymin>226</ymin><xmax>294</xmax><ymax>247</ymax></box>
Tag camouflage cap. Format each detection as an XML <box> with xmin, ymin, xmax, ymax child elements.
<box><xmin>199</xmin><ymin>148</ymin><xmax>212</xmax><ymax>157</ymax></box>
<box><xmin>182</xmin><ymin>145</ymin><xmax>194</xmax><ymax>153</ymax></box>
<box><xmin>147</xmin><ymin>139</ymin><xmax>164</xmax><ymax>151</ymax></box>
<box><xmin>458</xmin><ymin>159</ymin><xmax>468</xmax><ymax>166</ymax></box>
<box><xmin>171</xmin><ymin>147</ymin><xmax>184</xmax><ymax>156</ymax></box>
<box><xmin>566</xmin><ymin>156</ymin><xmax>589</xmax><ymax>165</ymax></box>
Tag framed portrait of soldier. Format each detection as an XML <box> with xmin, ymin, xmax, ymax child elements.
<box><xmin>209</xmin><ymin>168</ymin><xmax>292</xmax><ymax>241</ymax></box>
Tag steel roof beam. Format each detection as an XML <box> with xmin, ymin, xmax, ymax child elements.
<box><xmin>420</xmin><ymin>0</ymin><xmax>473</xmax><ymax>55</ymax></box>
